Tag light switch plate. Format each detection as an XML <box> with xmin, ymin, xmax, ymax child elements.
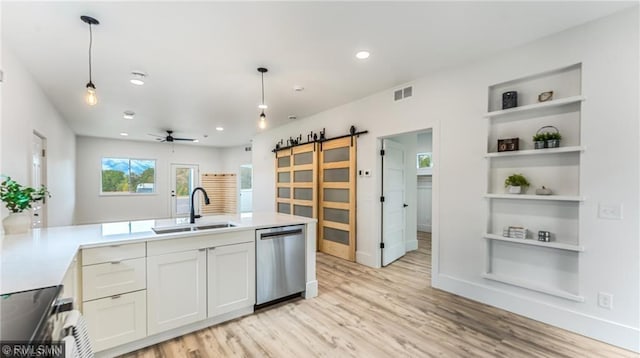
<box><xmin>598</xmin><ymin>203</ymin><xmax>623</xmax><ymax>220</ymax></box>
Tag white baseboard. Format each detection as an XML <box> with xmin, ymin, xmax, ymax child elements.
<box><xmin>417</xmin><ymin>224</ymin><xmax>431</xmax><ymax>232</ymax></box>
<box><xmin>356</xmin><ymin>250</ymin><xmax>380</xmax><ymax>268</ymax></box>
<box><xmin>304</xmin><ymin>280</ymin><xmax>318</xmax><ymax>298</ymax></box>
<box><xmin>433</xmin><ymin>273</ymin><xmax>640</xmax><ymax>353</ymax></box>
<box><xmin>405</xmin><ymin>239</ymin><xmax>418</xmax><ymax>251</ymax></box>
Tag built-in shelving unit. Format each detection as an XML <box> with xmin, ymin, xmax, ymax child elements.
<box><xmin>484</xmin><ymin>194</ymin><xmax>584</xmax><ymax>202</ymax></box>
<box><xmin>482</xmin><ymin>273</ymin><xmax>585</xmax><ymax>302</ymax></box>
<box><xmin>483</xmin><ymin>95</ymin><xmax>586</xmax><ymax>118</ymax></box>
<box><xmin>484</xmin><ymin>145</ymin><xmax>585</xmax><ymax>158</ymax></box>
<box><xmin>483</xmin><ymin>63</ymin><xmax>585</xmax><ymax>301</ymax></box>
<box><xmin>483</xmin><ymin>234</ymin><xmax>584</xmax><ymax>252</ymax></box>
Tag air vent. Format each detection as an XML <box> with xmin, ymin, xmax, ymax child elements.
<box><xmin>393</xmin><ymin>86</ymin><xmax>413</xmax><ymax>101</ymax></box>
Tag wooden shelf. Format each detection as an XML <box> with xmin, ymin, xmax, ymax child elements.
<box><xmin>482</xmin><ymin>273</ymin><xmax>584</xmax><ymax>302</ymax></box>
<box><xmin>485</xmin><ymin>146</ymin><xmax>585</xmax><ymax>158</ymax></box>
<box><xmin>483</xmin><ymin>234</ymin><xmax>584</xmax><ymax>252</ymax></box>
<box><xmin>484</xmin><ymin>95</ymin><xmax>585</xmax><ymax>119</ymax></box>
<box><xmin>484</xmin><ymin>194</ymin><xmax>584</xmax><ymax>202</ymax></box>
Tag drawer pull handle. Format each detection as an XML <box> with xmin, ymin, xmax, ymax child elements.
<box><xmin>109</xmin><ymin>245</ymin><xmax>121</xmax><ymax>248</ymax></box>
<box><xmin>208</xmin><ymin>247</ymin><xmax>216</xmax><ymax>250</ymax></box>
<box><xmin>110</xmin><ymin>260</ymin><xmax>122</xmax><ymax>264</ymax></box>
<box><xmin>198</xmin><ymin>248</ymin><xmax>206</xmax><ymax>252</ymax></box>
<box><xmin>111</xmin><ymin>295</ymin><xmax>121</xmax><ymax>299</ymax></box>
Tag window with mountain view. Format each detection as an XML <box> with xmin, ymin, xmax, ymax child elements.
<box><xmin>101</xmin><ymin>158</ymin><xmax>156</xmax><ymax>194</ymax></box>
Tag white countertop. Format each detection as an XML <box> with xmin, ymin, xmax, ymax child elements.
<box><xmin>0</xmin><ymin>212</ymin><xmax>315</xmax><ymax>294</ymax></box>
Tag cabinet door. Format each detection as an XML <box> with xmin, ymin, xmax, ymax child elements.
<box><xmin>207</xmin><ymin>242</ymin><xmax>255</xmax><ymax>317</ymax></box>
<box><xmin>83</xmin><ymin>290</ymin><xmax>146</xmax><ymax>352</ymax></box>
<box><xmin>147</xmin><ymin>249</ymin><xmax>207</xmax><ymax>335</ymax></box>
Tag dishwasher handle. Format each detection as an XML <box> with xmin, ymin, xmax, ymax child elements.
<box><xmin>260</xmin><ymin>228</ymin><xmax>303</xmax><ymax>240</ymax></box>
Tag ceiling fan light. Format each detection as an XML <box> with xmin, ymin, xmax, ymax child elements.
<box><xmin>130</xmin><ymin>72</ymin><xmax>146</xmax><ymax>86</ymax></box>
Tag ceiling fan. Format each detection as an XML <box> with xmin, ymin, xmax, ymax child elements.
<box><xmin>148</xmin><ymin>130</ymin><xmax>197</xmax><ymax>143</ymax></box>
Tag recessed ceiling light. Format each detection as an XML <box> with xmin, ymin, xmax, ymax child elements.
<box><xmin>119</xmin><ymin>132</ymin><xmax>128</xmax><ymax>136</ymax></box>
<box><xmin>123</xmin><ymin>110</ymin><xmax>135</xmax><ymax>119</ymax></box>
<box><xmin>215</xmin><ymin>127</ymin><xmax>224</xmax><ymax>131</ymax></box>
<box><xmin>355</xmin><ymin>51</ymin><xmax>370</xmax><ymax>60</ymax></box>
<box><xmin>193</xmin><ymin>139</ymin><xmax>199</xmax><ymax>143</ymax></box>
<box><xmin>130</xmin><ymin>71</ymin><xmax>146</xmax><ymax>85</ymax></box>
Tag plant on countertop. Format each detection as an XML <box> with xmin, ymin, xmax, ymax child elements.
<box><xmin>0</xmin><ymin>177</ymin><xmax>50</xmax><ymax>213</ymax></box>
<box><xmin>504</xmin><ymin>173</ymin><xmax>530</xmax><ymax>189</ymax></box>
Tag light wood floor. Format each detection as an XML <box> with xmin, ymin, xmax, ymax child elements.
<box><xmin>121</xmin><ymin>232</ymin><xmax>636</xmax><ymax>357</ymax></box>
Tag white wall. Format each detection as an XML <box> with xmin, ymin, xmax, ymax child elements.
<box><xmin>1</xmin><ymin>46</ymin><xmax>76</xmax><ymax>227</ymax></box>
<box><xmin>252</xmin><ymin>8</ymin><xmax>639</xmax><ymax>351</ymax></box>
<box><xmin>75</xmin><ymin>137</ymin><xmax>224</xmax><ymax>224</ymax></box>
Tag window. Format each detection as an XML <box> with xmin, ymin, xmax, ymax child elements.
<box><xmin>240</xmin><ymin>165</ymin><xmax>252</xmax><ymax>190</ymax></box>
<box><xmin>417</xmin><ymin>153</ymin><xmax>432</xmax><ymax>169</ymax></box>
<box><xmin>101</xmin><ymin>158</ymin><xmax>156</xmax><ymax>194</ymax></box>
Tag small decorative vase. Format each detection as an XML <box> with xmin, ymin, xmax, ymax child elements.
<box><xmin>2</xmin><ymin>212</ymin><xmax>32</xmax><ymax>234</ymax></box>
<box><xmin>534</xmin><ymin>141</ymin><xmax>546</xmax><ymax>149</ymax></box>
<box><xmin>508</xmin><ymin>186</ymin><xmax>522</xmax><ymax>194</ymax></box>
<box><xmin>546</xmin><ymin>139</ymin><xmax>560</xmax><ymax>148</ymax></box>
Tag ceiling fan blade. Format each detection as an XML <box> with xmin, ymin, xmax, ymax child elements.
<box><xmin>173</xmin><ymin>137</ymin><xmax>195</xmax><ymax>141</ymax></box>
<box><xmin>148</xmin><ymin>133</ymin><xmax>165</xmax><ymax>138</ymax></box>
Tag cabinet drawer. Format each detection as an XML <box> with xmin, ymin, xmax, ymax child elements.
<box><xmin>147</xmin><ymin>230</ymin><xmax>253</xmax><ymax>256</ymax></box>
<box><xmin>82</xmin><ymin>258</ymin><xmax>146</xmax><ymax>301</ymax></box>
<box><xmin>83</xmin><ymin>290</ymin><xmax>147</xmax><ymax>352</ymax></box>
<box><xmin>83</xmin><ymin>243</ymin><xmax>146</xmax><ymax>266</ymax></box>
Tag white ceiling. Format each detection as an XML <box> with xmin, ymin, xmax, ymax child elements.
<box><xmin>3</xmin><ymin>1</ymin><xmax>633</xmax><ymax>147</ymax></box>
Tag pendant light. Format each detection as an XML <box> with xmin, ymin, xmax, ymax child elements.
<box><xmin>257</xmin><ymin>67</ymin><xmax>268</xmax><ymax>129</ymax></box>
<box><xmin>81</xmin><ymin>15</ymin><xmax>100</xmax><ymax>106</ymax></box>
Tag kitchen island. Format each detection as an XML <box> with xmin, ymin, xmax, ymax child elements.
<box><xmin>0</xmin><ymin>212</ymin><xmax>317</xmax><ymax>356</ymax></box>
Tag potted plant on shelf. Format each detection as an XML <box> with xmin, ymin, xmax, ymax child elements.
<box><xmin>0</xmin><ymin>176</ymin><xmax>50</xmax><ymax>234</ymax></box>
<box><xmin>504</xmin><ymin>173</ymin><xmax>530</xmax><ymax>194</ymax></box>
<box><xmin>545</xmin><ymin>131</ymin><xmax>562</xmax><ymax>148</ymax></box>
<box><xmin>533</xmin><ymin>125</ymin><xmax>562</xmax><ymax>149</ymax></box>
<box><xmin>532</xmin><ymin>132</ymin><xmax>547</xmax><ymax>149</ymax></box>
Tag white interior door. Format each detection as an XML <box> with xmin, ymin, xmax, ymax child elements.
<box><xmin>170</xmin><ymin>164</ymin><xmax>199</xmax><ymax>218</ymax></box>
<box><xmin>31</xmin><ymin>132</ymin><xmax>46</xmax><ymax>228</ymax></box>
<box><xmin>382</xmin><ymin>139</ymin><xmax>407</xmax><ymax>266</ymax></box>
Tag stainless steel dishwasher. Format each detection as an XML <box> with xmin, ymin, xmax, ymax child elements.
<box><xmin>255</xmin><ymin>225</ymin><xmax>306</xmax><ymax>306</ymax></box>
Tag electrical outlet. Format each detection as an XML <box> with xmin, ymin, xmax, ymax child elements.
<box><xmin>598</xmin><ymin>292</ymin><xmax>613</xmax><ymax>310</ymax></box>
<box><xmin>598</xmin><ymin>203</ymin><xmax>623</xmax><ymax>220</ymax></box>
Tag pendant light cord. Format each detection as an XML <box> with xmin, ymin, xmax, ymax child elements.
<box><xmin>88</xmin><ymin>23</ymin><xmax>93</xmax><ymax>83</ymax></box>
<box><xmin>261</xmin><ymin>71</ymin><xmax>265</xmax><ymax>105</ymax></box>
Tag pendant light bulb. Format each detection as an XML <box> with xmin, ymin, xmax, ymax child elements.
<box><xmin>85</xmin><ymin>82</ymin><xmax>97</xmax><ymax>106</ymax></box>
<box><xmin>81</xmin><ymin>15</ymin><xmax>100</xmax><ymax>106</ymax></box>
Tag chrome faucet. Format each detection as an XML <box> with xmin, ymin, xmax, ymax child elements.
<box><xmin>190</xmin><ymin>187</ymin><xmax>211</xmax><ymax>224</ymax></box>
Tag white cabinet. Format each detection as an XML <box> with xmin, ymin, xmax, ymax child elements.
<box><xmin>147</xmin><ymin>249</ymin><xmax>207</xmax><ymax>335</ymax></box>
<box><xmin>83</xmin><ymin>290</ymin><xmax>147</xmax><ymax>352</ymax></box>
<box><xmin>207</xmin><ymin>241</ymin><xmax>255</xmax><ymax>317</ymax></box>
<box><xmin>82</xmin><ymin>257</ymin><xmax>146</xmax><ymax>301</ymax></box>
<box><xmin>81</xmin><ymin>244</ymin><xmax>148</xmax><ymax>352</ymax></box>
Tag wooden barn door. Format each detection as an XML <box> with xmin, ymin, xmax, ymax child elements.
<box><xmin>319</xmin><ymin>137</ymin><xmax>357</xmax><ymax>261</ymax></box>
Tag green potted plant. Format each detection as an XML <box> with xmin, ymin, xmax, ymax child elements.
<box><xmin>546</xmin><ymin>131</ymin><xmax>562</xmax><ymax>148</ymax></box>
<box><xmin>504</xmin><ymin>173</ymin><xmax>530</xmax><ymax>194</ymax></box>
<box><xmin>1</xmin><ymin>176</ymin><xmax>50</xmax><ymax>234</ymax></box>
<box><xmin>532</xmin><ymin>132</ymin><xmax>548</xmax><ymax>149</ymax></box>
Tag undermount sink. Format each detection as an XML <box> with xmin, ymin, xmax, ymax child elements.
<box><xmin>152</xmin><ymin>222</ymin><xmax>236</xmax><ymax>234</ymax></box>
